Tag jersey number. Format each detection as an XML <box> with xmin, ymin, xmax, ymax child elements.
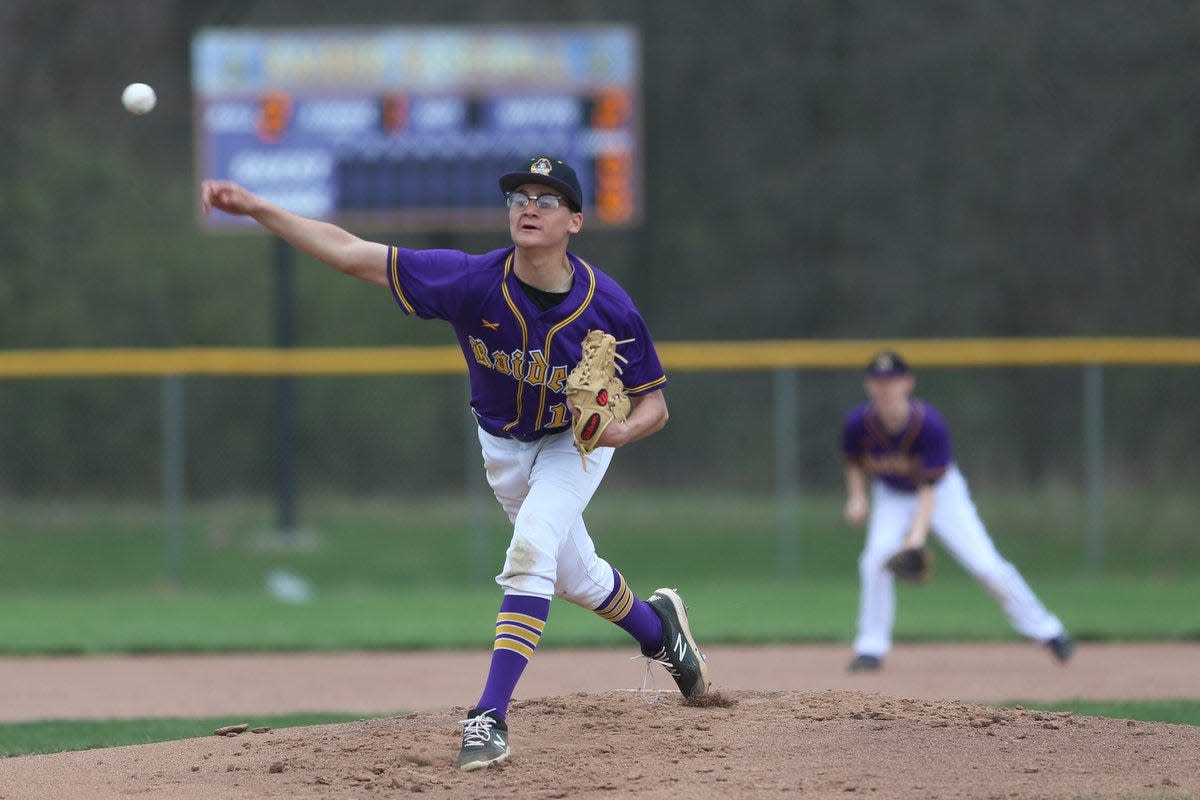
<box><xmin>545</xmin><ymin>403</ymin><xmax>571</xmax><ymax>429</ymax></box>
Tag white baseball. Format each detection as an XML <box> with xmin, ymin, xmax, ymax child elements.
<box><xmin>121</xmin><ymin>83</ymin><xmax>156</xmax><ymax>115</ymax></box>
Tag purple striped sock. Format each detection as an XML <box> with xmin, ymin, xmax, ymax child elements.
<box><xmin>593</xmin><ymin>568</ymin><xmax>663</xmax><ymax>651</ymax></box>
<box><xmin>475</xmin><ymin>594</ymin><xmax>550</xmax><ymax>720</ymax></box>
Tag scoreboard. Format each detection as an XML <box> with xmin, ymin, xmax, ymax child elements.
<box><xmin>192</xmin><ymin>26</ymin><xmax>642</xmax><ymax>232</ymax></box>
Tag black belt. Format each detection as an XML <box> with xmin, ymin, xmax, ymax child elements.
<box><xmin>482</xmin><ymin>426</ymin><xmax>566</xmax><ymax>443</ymax></box>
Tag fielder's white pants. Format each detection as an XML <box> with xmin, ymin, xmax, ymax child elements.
<box><xmin>478</xmin><ymin>427</ymin><xmax>617</xmax><ymax>609</ymax></box>
<box><xmin>854</xmin><ymin>465</ymin><xmax>1065</xmax><ymax>657</ymax></box>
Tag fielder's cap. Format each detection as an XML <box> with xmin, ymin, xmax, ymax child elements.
<box><xmin>499</xmin><ymin>155</ymin><xmax>583</xmax><ymax>211</ymax></box>
<box><xmin>866</xmin><ymin>350</ymin><xmax>910</xmax><ymax>377</ymax></box>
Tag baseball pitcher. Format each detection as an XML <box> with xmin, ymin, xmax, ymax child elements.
<box><xmin>202</xmin><ymin>155</ymin><xmax>709</xmax><ymax>772</ymax></box>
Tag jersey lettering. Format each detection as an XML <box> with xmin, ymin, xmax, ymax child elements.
<box><xmin>508</xmin><ymin>350</ymin><xmax>525</xmax><ymax>382</ymax></box>
<box><xmin>524</xmin><ymin>350</ymin><xmax>549</xmax><ymax>387</ymax></box>
<box><xmin>469</xmin><ymin>336</ymin><xmax>573</xmax><ymax>395</ymax></box>
<box><xmin>547</xmin><ymin>365</ymin><xmax>568</xmax><ymax>394</ymax></box>
<box><xmin>491</xmin><ymin>350</ymin><xmax>512</xmax><ymax>375</ymax></box>
<box><xmin>469</xmin><ymin>337</ymin><xmax>493</xmax><ymax>368</ymax></box>
<box><xmin>860</xmin><ymin>452</ymin><xmax>922</xmax><ymax>479</ymax></box>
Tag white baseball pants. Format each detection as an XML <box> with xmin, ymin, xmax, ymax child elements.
<box><xmin>854</xmin><ymin>465</ymin><xmax>1065</xmax><ymax>657</ymax></box>
<box><xmin>478</xmin><ymin>427</ymin><xmax>617</xmax><ymax>609</ymax></box>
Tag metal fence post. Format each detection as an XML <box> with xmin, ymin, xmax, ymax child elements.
<box><xmin>274</xmin><ymin>236</ymin><xmax>297</xmax><ymax>537</ymax></box>
<box><xmin>1083</xmin><ymin>364</ymin><xmax>1105</xmax><ymax>572</ymax></box>
<box><xmin>162</xmin><ymin>374</ymin><xmax>185</xmax><ymax>587</ymax></box>
<box><xmin>774</xmin><ymin>367</ymin><xmax>800</xmax><ymax>580</ymax></box>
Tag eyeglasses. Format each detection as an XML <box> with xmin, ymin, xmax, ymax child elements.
<box><xmin>506</xmin><ymin>191</ymin><xmax>569</xmax><ymax>210</ymax></box>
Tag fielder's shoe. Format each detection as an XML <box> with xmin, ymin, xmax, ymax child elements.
<box><xmin>1046</xmin><ymin>635</ymin><xmax>1076</xmax><ymax>664</ymax></box>
<box><xmin>641</xmin><ymin>588</ymin><xmax>710</xmax><ymax>699</ymax></box>
<box><xmin>455</xmin><ymin>708</ymin><xmax>510</xmax><ymax>771</ymax></box>
<box><xmin>848</xmin><ymin>654</ymin><xmax>883</xmax><ymax>672</ymax></box>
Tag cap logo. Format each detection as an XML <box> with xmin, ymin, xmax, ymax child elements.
<box><xmin>874</xmin><ymin>354</ymin><xmax>894</xmax><ymax>372</ymax></box>
<box><xmin>530</xmin><ymin>157</ymin><xmax>553</xmax><ymax>176</ymax></box>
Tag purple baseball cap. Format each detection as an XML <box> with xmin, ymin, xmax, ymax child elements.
<box><xmin>499</xmin><ymin>155</ymin><xmax>583</xmax><ymax>211</ymax></box>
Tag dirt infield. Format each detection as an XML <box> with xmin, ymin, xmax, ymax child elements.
<box><xmin>2</xmin><ymin>642</ymin><xmax>1199</xmax><ymax>799</ymax></box>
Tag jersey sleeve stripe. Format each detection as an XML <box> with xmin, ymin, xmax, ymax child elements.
<box><xmin>625</xmin><ymin>375</ymin><xmax>667</xmax><ymax>395</ymax></box>
<box><xmin>388</xmin><ymin>246</ymin><xmax>416</xmax><ymax>315</ymax></box>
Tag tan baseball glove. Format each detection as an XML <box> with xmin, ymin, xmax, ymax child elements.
<box><xmin>565</xmin><ymin>330</ymin><xmax>631</xmax><ymax>468</ymax></box>
<box><xmin>885</xmin><ymin>546</ymin><xmax>934</xmax><ymax>583</ymax></box>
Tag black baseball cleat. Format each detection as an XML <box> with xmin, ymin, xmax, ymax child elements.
<box><xmin>641</xmin><ymin>587</ymin><xmax>710</xmax><ymax>699</ymax></box>
<box><xmin>455</xmin><ymin>708</ymin><xmax>510</xmax><ymax>771</ymax></box>
<box><xmin>1046</xmin><ymin>635</ymin><xmax>1076</xmax><ymax>664</ymax></box>
<box><xmin>848</xmin><ymin>654</ymin><xmax>883</xmax><ymax>672</ymax></box>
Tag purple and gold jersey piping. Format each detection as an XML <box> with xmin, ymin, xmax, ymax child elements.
<box><xmin>841</xmin><ymin>400</ymin><xmax>952</xmax><ymax>492</ymax></box>
<box><xmin>385</xmin><ymin>244</ymin><xmax>667</xmax><ymax>443</ymax></box>
<box><xmin>498</xmin><ymin>252</ymin><xmax>600</xmax><ymax>434</ymax></box>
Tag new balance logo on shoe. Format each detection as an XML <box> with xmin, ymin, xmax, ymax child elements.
<box><xmin>673</xmin><ymin>634</ymin><xmax>688</xmax><ymax>662</ymax></box>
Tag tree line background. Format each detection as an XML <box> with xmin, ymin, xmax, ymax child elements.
<box><xmin>0</xmin><ymin>0</ymin><xmax>1196</xmax><ymax>499</ymax></box>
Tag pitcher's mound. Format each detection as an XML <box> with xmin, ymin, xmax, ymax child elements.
<box><xmin>4</xmin><ymin>689</ymin><xmax>1199</xmax><ymax>799</ymax></box>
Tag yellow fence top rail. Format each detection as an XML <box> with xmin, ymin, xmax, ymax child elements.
<box><xmin>0</xmin><ymin>338</ymin><xmax>1197</xmax><ymax>378</ymax></box>
<box><xmin>660</xmin><ymin>338</ymin><xmax>1200</xmax><ymax>370</ymax></box>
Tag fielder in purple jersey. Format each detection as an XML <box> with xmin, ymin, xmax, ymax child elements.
<box><xmin>202</xmin><ymin>155</ymin><xmax>709</xmax><ymax>772</ymax></box>
<box><xmin>840</xmin><ymin>350</ymin><xmax>1075</xmax><ymax>672</ymax></box>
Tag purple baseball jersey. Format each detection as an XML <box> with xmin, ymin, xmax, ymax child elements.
<box><xmin>840</xmin><ymin>400</ymin><xmax>952</xmax><ymax>492</ymax></box>
<box><xmin>386</xmin><ymin>245</ymin><xmax>666</xmax><ymax>441</ymax></box>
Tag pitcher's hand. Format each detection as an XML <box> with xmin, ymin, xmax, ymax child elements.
<box><xmin>201</xmin><ymin>180</ymin><xmax>262</xmax><ymax>216</ymax></box>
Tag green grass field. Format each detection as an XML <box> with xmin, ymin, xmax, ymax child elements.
<box><xmin>0</xmin><ymin>714</ymin><xmax>366</xmax><ymax>758</ymax></box>
<box><xmin>0</xmin><ymin>487</ymin><xmax>1196</xmax><ymax>755</ymax></box>
<box><xmin>0</xmin><ymin>573</ymin><xmax>1196</xmax><ymax>653</ymax></box>
<box><xmin>1</xmin><ymin>488</ymin><xmax>1196</xmax><ymax>652</ymax></box>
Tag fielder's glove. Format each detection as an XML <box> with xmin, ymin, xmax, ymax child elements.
<box><xmin>885</xmin><ymin>546</ymin><xmax>934</xmax><ymax>583</ymax></box>
<box><xmin>565</xmin><ymin>330</ymin><xmax>631</xmax><ymax>468</ymax></box>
